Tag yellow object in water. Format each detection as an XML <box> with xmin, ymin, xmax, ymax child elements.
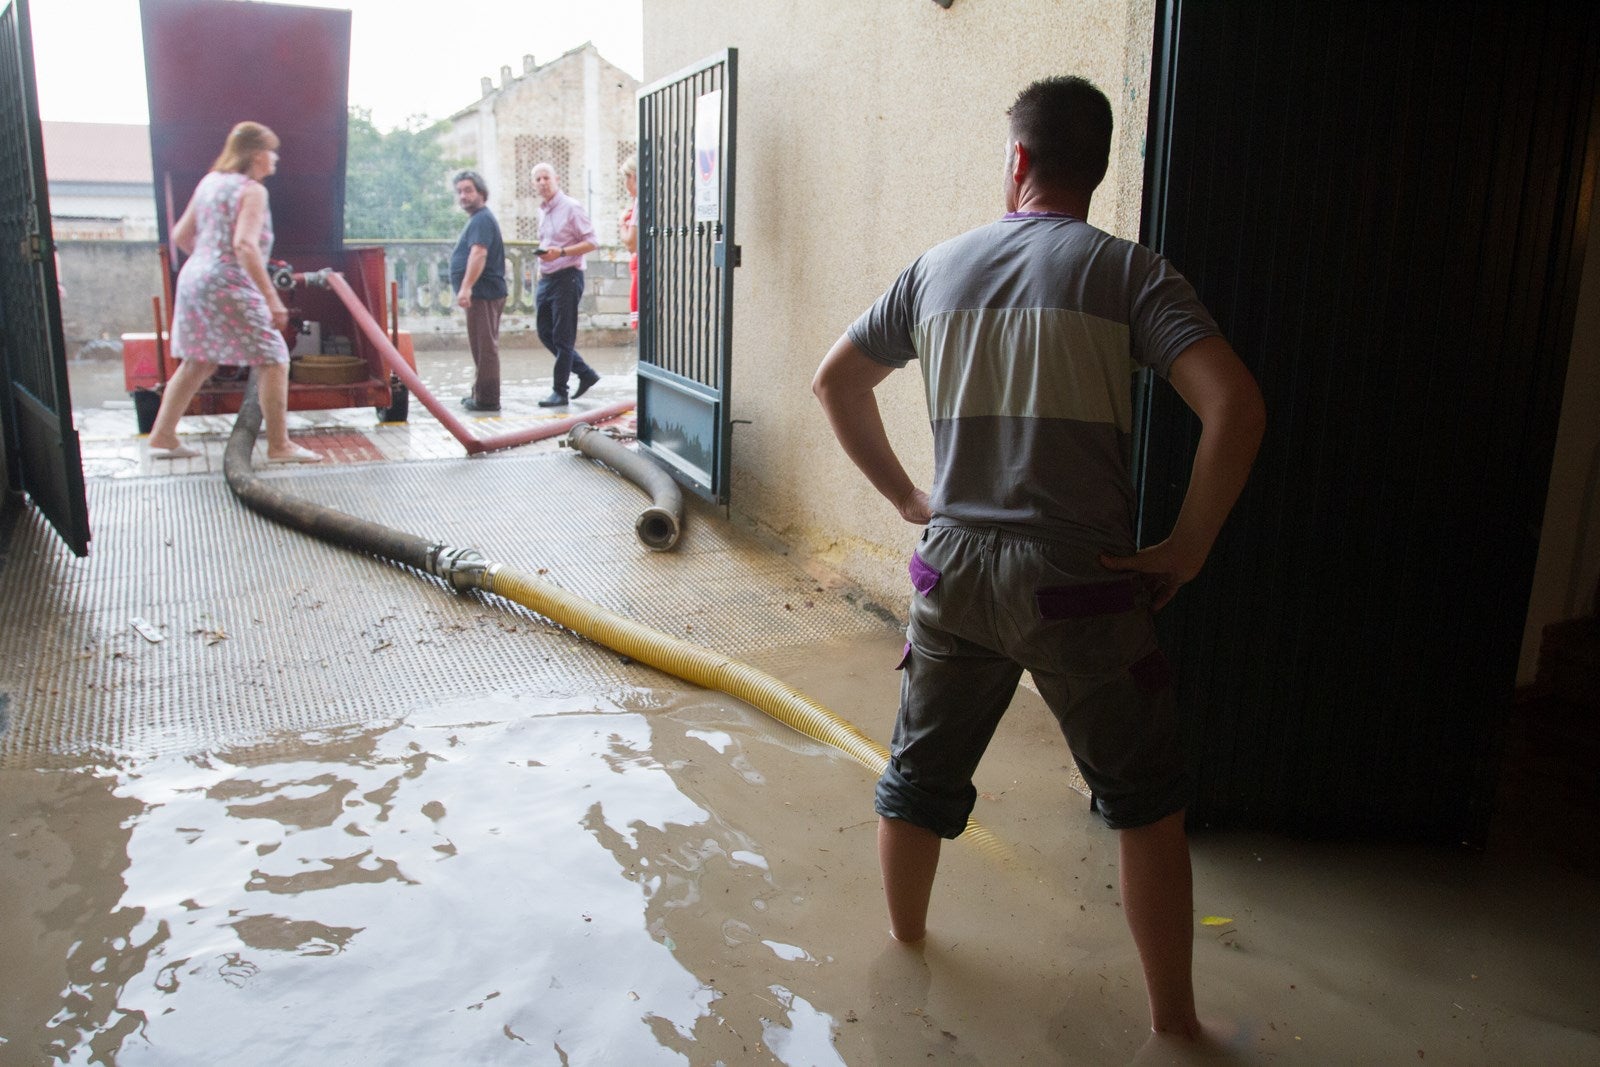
<box><xmin>480</xmin><ymin>561</ymin><xmax>1011</xmax><ymax>862</ymax></box>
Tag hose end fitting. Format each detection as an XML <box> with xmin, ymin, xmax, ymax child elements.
<box><xmin>635</xmin><ymin>506</ymin><xmax>681</xmax><ymax>552</ymax></box>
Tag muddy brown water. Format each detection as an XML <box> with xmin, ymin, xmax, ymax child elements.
<box><xmin>3</xmin><ymin>631</ymin><xmax>1597</xmax><ymax>1064</ymax></box>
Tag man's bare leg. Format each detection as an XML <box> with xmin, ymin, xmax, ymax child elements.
<box><xmin>879</xmin><ymin>816</ymin><xmax>942</xmax><ymax>943</ymax></box>
<box><xmin>1119</xmin><ymin>809</ymin><xmax>1201</xmax><ymax>1037</ymax></box>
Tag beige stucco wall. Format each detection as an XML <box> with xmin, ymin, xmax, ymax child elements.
<box><xmin>644</xmin><ymin>0</ymin><xmax>1156</xmax><ymax>612</ymax></box>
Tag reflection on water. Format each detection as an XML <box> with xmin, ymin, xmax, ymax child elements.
<box><xmin>1</xmin><ymin>691</ymin><xmax>854</xmax><ymax>1064</ymax></box>
<box><xmin>12</xmin><ymin>657</ymin><xmax>1592</xmax><ymax>1065</ymax></box>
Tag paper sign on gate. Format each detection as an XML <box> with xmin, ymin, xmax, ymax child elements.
<box><xmin>694</xmin><ymin>90</ymin><xmax>722</xmax><ymax>223</ymax></box>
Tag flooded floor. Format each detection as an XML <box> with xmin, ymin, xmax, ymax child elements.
<box><xmin>2</xmin><ymin>350</ymin><xmax>1596</xmax><ymax>1062</ymax></box>
<box><xmin>3</xmin><ymin>630</ymin><xmax>1597</xmax><ymax>1064</ymax></box>
<box><xmin>62</xmin><ymin>341</ymin><xmax>642</xmax><ymax>477</ymax></box>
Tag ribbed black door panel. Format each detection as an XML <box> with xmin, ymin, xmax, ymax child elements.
<box><xmin>0</xmin><ymin>0</ymin><xmax>88</xmax><ymax>556</ymax></box>
<box><xmin>1140</xmin><ymin>1</ymin><xmax>1598</xmax><ymax>841</ymax></box>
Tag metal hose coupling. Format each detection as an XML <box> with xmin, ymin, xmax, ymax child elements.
<box><xmin>428</xmin><ymin>544</ymin><xmax>490</xmax><ymax>592</ymax></box>
<box><xmin>297</xmin><ymin>268</ymin><xmax>334</xmax><ymax>289</ymax></box>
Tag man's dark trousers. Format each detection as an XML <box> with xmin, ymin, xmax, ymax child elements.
<box><xmin>535</xmin><ymin>267</ymin><xmax>594</xmax><ymax>398</ymax></box>
<box><xmin>465</xmin><ymin>297</ymin><xmax>505</xmax><ymax>407</ymax></box>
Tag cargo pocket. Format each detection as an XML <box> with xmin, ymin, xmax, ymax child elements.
<box><xmin>1035</xmin><ymin>579</ymin><xmax>1136</xmax><ymax>619</ymax></box>
<box><xmin>1025</xmin><ymin>576</ymin><xmax>1148</xmax><ymax>675</ymax></box>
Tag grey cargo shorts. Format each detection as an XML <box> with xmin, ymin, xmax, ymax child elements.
<box><xmin>875</xmin><ymin>522</ymin><xmax>1192</xmax><ymax>837</ymax></box>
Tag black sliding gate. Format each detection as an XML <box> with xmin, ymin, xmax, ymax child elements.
<box><xmin>1138</xmin><ymin>1</ymin><xmax>1598</xmax><ymax>842</ymax></box>
<box><xmin>635</xmin><ymin>49</ymin><xmax>739</xmax><ymax>503</ymax></box>
<box><xmin>0</xmin><ymin>0</ymin><xmax>87</xmax><ymax>556</ymax></box>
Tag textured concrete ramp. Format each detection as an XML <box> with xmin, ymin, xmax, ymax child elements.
<box><xmin>0</xmin><ymin>449</ymin><xmax>896</xmax><ymax>762</ymax></box>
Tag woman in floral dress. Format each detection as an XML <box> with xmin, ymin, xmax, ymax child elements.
<box><xmin>146</xmin><ymin>121</ymin><xmax>320</xmax><ymax>463</ymax></box>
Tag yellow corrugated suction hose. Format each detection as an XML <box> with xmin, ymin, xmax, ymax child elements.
<box><xmin>480</xmin><ymin>562</ymin><xmax>1011</xmax><ymax>861</ymax></box>
<box><xmin>223</xmin><ymin>385</ymin><xmax>1009</xmax><ymax>862</ymax></box>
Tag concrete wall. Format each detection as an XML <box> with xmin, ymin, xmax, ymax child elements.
<box><xmin>55</xmin><ymin>240</ymin><xmax>165</xmax><ymax>358</ymax></box>
<box><xmin>54</xmin><ymin>238</ymin><xmax>631</xmax><ymax>358</ymax></box>
<box><xmin>643</xmin><ymin>0</ymin><xmax>1156</xmax><ymax>612</ymax></box>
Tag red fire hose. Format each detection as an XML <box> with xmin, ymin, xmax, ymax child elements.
<box><xmin>322</xmin><ymin>271</ymin><xmax>632</xmax><ymax>455</ymax></box>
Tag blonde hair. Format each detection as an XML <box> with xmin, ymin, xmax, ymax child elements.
<box><xmin>620</xmin><ymin>155</ymin><xmax>637</xmax><ymax>179</ymax></box>
<box><xmin>212</xmin><ymin>121</ymin><xmax>280</xmax><ymax>174</ymax></box>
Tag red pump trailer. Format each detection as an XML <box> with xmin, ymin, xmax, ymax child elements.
<box><xmin>122</xmin><ymin>0</ymin><xmax>415</xmax><ymax>432</ymax></box>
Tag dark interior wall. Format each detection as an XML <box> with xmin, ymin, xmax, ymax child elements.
<box><xmin>1139</xmin><ymin>1</ymin><xmax>1599</xmax><ymax>841</ymax></box>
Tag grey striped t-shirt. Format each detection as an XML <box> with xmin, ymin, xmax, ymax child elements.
<box><xmin>848</xmin><ymin>214</ymin><xmax>1220</xmax><ymax>551</ymax></box>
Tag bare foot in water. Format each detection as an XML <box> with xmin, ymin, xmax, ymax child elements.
<box><xmin>1132</xmin><ymin>1017</ymin><xmax>1254</xmax><ymax>1064</ymax></box>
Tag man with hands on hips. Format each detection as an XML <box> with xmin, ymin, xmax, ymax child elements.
<box><xmin>812</xmin><ymin>75</ymin><xmax>1265</xmax><ymax>1042</ymax></box>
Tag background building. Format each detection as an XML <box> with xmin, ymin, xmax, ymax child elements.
<box><xmin>41</xmin><ymin>121</ymin><xmax>157</xmax><ymax>239</ymax></box>
<box><xmin>40</xmin><ymin>121</ymin><xmax>161</xmax><ymax>357</ymax></box>
<box><xmin>437</xmin><ymin>43</ymin><xmax>640</xmax><ymax>247</ymax></box>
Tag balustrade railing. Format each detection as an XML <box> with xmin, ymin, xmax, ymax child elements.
<box><xmin>346</xmin><ymin>240</ymin><xmax>634</xmax><ymax>336</ymax></box>
<box><xmin>351</xmin><ymin>239</ymin><xmax>534</xmax><ymax>318</ymax></box>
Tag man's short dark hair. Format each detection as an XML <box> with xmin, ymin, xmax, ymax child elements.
<box><xmin>453</xmin><ymin>169</ymin><xmax>489</xmax><ymax>200</ymax></box>
<box><xmin>1007</xmin><ymin>76</ymin><xmax>1113</xmax><ymax>193</ymax></box>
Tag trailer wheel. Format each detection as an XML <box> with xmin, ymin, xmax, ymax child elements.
<box><xmin>377</xmin><ymin>378</ymin><xmax>409</xmax><ymax>423</ymax></box>
<box><xmin>133</xmin><ymin>388</ymin><xmax>161</xmax><ymax>434</ymax></box>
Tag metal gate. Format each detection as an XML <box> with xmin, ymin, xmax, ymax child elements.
<box><xmin>0</xmin><ymin>0</ymin><xmax>87</xmax><ymax>556</ymax></box>
<box><xmin>635</xmin><ymin>49</ymin><xmax>738</xmax><ymax>503</ymax></box>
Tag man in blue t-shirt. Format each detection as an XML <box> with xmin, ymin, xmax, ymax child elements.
<box><xmin>813</xmin><ymin>76</ymin><xmax>1265</xmax><ymax>1043</ymax></box>
<box><xmin>449</xmin><ymin>170</ymin><xmax>507</xmax><ymax>412</ymax></box>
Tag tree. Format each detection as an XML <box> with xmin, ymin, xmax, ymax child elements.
<box><xmin>344</xmin><ymin>108</ymin><xmax>467</xmax><ymax>239</ymax></box>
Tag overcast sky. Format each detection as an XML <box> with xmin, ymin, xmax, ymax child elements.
<box><xmin>28</xmin><ymin>0</ymin><xmax>644</xmax><ymax>130</ymax></box>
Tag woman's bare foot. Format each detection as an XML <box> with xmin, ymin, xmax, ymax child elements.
<box><xmin>267</xmin><ymin>443</ymin><xmax>322</xmax><ymax>463</ymax></box>
<box><xmin>148</xmin><ymin>443</ymin><xmax>200</xmax><ymax>459</ymax></box>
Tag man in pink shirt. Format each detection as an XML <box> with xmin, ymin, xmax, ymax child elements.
<box><xmin>532</xmin><ymin>162</ymin><xmax>601</xmax><ymax>407</ymax></box>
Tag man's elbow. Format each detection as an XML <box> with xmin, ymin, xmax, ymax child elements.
<box><xmin>811</xmin><ymin>353</ymin><xmax>843</xmax><ymax>404</ymax></box>
<box><xmin>811</xmin><ymin>363</ymin><xmax>852</xmax><ymax>409</ymax></box>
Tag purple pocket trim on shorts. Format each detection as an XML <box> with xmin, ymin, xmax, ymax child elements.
<box><xmin>1035</xmin><ymin>578</ymin><xmax>1136</xmax><ymax>619</ymax></box>
<box><xmin>909</xmin><ymin>551</ymin><xmax>941</xmax><ymax>596</ymax></box>
<box><xmin>1129</xmin><ymin>649</ymin><xmax>1174</xmax><ymax>693</ymax></box>
<box><xmin>896</xmin><ymin>641</ymin><xmax>911</xmax><ymax>670</ymax></box>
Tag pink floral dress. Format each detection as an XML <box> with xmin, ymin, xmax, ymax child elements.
<box><xmin>169</xmin><ymin>171</ymin><xmax>289</xmax><ymax>365</ymax></box>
